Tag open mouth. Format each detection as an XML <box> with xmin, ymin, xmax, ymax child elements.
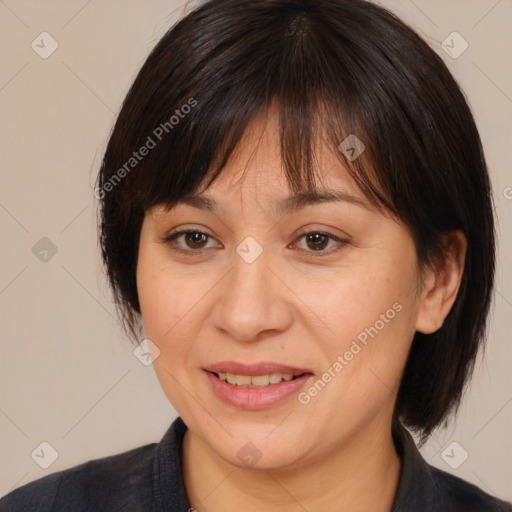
<box><xmin>211</xmin><ymin>371</ymin><xmax>303</xmax><ymax>388</ymax></box>
<box><xmin>204</xmin><ymin>365</ymin><xmax>314</xmax><ymax>409</ymax></box>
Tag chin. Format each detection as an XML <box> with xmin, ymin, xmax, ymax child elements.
<box><xmin>193</xmin><ymin>418</ymin><xmax>315</xmax><ymax>470</ymax></box>
<box><xmin>216</xmin><ymin>436</ymin><xmax>309</xmax><ymax>471</ymax></box>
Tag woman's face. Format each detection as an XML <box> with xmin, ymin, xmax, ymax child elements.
<box><xmin>137</xmin><ymin>113</ymin><xmax>430</xmax><ymax>470</ymax></box>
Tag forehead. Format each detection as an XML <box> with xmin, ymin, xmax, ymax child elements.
<box><xmin>148</xmin><ymin>106</ymin><xmax>385</xmax><ymax>221</ymax></box>
<box><xmin>197</xmin><ymin>110</ymin><xmax>365</xmax><ymax>201</ymax></box>
<box><xmin>150</xmin><ymin>165</ymin><xmax>375</xmax><ymax>225</ymax></box>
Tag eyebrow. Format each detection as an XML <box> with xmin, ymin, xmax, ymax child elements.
<box><xmin>179</xmin><ymin>189</ymin><xmax>372</xmax><ymax>215</ymax></box>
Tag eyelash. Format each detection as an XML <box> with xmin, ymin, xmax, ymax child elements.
<box><xmin>162</xmin><ymin>229</ymin><xmax>348</xmax><ymax>257</ymax></box>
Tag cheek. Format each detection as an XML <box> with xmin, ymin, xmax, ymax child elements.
<box><xmin>136</xmin><ymin>256</ymin><xmax>219</xmax><ymax>395</ymax></box>
<box><xmin>305</xmin><ymin>257</ymin><xmax>418</xmax><ymax>404</ymax></box>
<box><xmin>137</xmin><ymin>268</ymin><xmax>171</xmax><ymax>340</ymax></box>
<box><xmin>137</xmin><ymin>259</ymin><xmax>201</xmax><ymax>343</ymax></box>
<box><xmin>305</xmin><ymin>260</ymin><xmax>415</xmax><ymax>348</ymax></box>
<box><xmin>137</xmin><ymin>262</ymin><xmax>201</xmax><ymax>410</ymax></box>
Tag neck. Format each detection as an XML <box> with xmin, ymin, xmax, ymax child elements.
<box><xmin>182</xmin><ymin>416</ymin><xmax>402</xmax><ymax>512</ymax></box>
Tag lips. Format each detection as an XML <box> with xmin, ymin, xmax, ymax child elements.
<box><xmin>204</xmin><ymin>361</ymin><xmax>312</xmax><ymax>376</ymax></box>
<box><xmin>204</xmin><ymin>361</ymin><xmax>314</xmax><ymax>410</ymax></box>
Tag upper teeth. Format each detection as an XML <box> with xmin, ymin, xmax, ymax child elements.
<box><xmin>217</xmin><ymin>372</ymin><xmax>295</xmax><ymax>387</ymax></box>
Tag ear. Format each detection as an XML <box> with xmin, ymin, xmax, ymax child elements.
<box><xmin>415</xmin><ymin>230</ymin><xmax>467</xmax><ymax>334</ymax></box>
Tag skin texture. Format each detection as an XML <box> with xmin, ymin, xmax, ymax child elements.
<box><xmin>136</xmin><ymin>110</ymin><xmax>466</xmax><ymax>511</ymax></box>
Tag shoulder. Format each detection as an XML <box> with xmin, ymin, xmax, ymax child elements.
<box><xmin>392</xmin><ymin>421</ymin><xmax>512</xmax><ymax>512</ymax></box>
<box><xmin>429</xmin><ymin>465</ymin><xmax>512</xmax><ymax>512</ymax></box>
<box><xmin>0</xmin><ymin>442</ymin><xmax>157</xmax><ymax>512</ymax></box>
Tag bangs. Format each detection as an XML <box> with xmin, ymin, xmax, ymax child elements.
<box><xmin>112</xmin><ymin>2</ymin><xmax>401</xmax><ymax>217</ymax></box>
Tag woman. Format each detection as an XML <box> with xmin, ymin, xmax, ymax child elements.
<box><xmin>1</xmin><ymin>0</ymin><xmax>510</xmax><ymax>510</ymax></box>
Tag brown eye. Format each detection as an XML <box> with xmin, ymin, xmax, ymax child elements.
<box><xmin>163</xmin><ymin>229</ymin><xmax>347</xmax><ymax>257</ymax></box>
<box><xmin>183</xmin><ymin>231</ymin><xmax>209</xmax><ymax>249</ymax></box>
<box><xmin>305</xmin><ymin>233</ymin><xmax>330</xmax><ymax>251</ymax></box>
<box><xmin>164</xmin><ymin>230</ymin><xmax>219</xmax><ymax>254</ymax></box>
<box><xmin>292</xmin><ymin>231</ymin><xmax>348</xmax><ymax>256</ymax></box>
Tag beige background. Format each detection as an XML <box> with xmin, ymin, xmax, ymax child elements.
<box><xmin>0</xmin><ymin>0</ymin><xmax>511</xmax><ymax>502</ymax></box>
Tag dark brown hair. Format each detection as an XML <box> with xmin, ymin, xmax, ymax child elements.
<box><xmin>96</xmin><ymin>0</ymin><xmax>495</xmax><ymax>441</ymax></box>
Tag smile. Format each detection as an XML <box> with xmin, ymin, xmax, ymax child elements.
<box><xmin>216</xmin><ymin>372</ymin><xmax>297</xmax><ymax>387</ymax></box>
<box><xmin>204</xmin><ymin>362</ymin><xmax>314</xmax><ymax>410</ymax></box>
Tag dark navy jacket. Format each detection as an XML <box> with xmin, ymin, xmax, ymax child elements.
<box><xmin>1</xmin><ymin>417</ymin><xmax>511</xmax><ymax>511</ymax></box>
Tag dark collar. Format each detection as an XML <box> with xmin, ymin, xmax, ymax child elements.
<box><xmin>151</xmin><ymin>417</ymin><xmax>509</xmax><ymax>512</ymax></box>
<box><xmin>153</xmin><ymin>416</ymin><xmax>191</xmax><ymax>510</ymax></box>
<box><xmin>391</xmin><ymin>420</ymin><xmax>436</xmax><ymax>511</ymax></box>
<box><xmin>151</xmin><ymin>417</ymin><xmax>432</xmax><ymax>511</ymax></box>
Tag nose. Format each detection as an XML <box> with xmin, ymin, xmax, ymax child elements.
<box><xmin>211</xmin><ymin>247</ymin><xmax>293</xmax><ymax>343</ymax></box>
